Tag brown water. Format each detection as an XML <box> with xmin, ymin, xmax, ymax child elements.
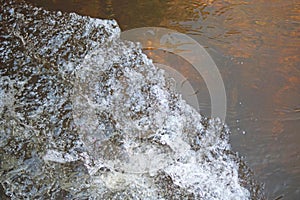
<box><xmin>26</xmin><ymin>0</ymin><xmax>300</xmax><ymax>199</ymax></box>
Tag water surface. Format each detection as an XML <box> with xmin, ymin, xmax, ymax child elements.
<box><xmin>14</xmin><ymin>0</ymin><xmax>300</xmax><ymax>199</ymax></box>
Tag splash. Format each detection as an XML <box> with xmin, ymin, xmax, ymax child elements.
<box><xmin>0</xmin><ymin>0</ymin><xmax>264</xmax><ymax>199</ymax></box>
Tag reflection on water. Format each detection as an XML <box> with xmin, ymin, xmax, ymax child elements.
<box><xmin>20</xmin><ymin>0</ymin><xmax>300</xmax><ymax>199</ymax></box>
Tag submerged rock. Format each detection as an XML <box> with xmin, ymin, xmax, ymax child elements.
<box><xmin>0</xmin><ymin>0</ymin><xmax>264</xmax><ymax>199</ymax></box>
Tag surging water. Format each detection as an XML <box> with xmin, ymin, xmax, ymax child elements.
<box><xmin>0</xmin><ymin>1</ymin><xmax>264</xmax><ymax>199</ymax></box>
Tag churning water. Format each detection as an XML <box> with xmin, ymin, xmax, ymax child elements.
<box><xmin>0</xmin><ymin>1</ymin><xmax>264</xmax><ymax>199</ymax></box>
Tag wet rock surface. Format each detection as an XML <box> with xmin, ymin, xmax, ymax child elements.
<box><xmin>0</xmin><ymin>0</ymin><xmax>264</xmax><ymax>199</ymax></box>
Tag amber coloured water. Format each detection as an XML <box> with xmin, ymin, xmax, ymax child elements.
<box><xmin>25</xmin><ymin>0</ymin><xmax>300</xmax><ymax>199</ymax></box>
